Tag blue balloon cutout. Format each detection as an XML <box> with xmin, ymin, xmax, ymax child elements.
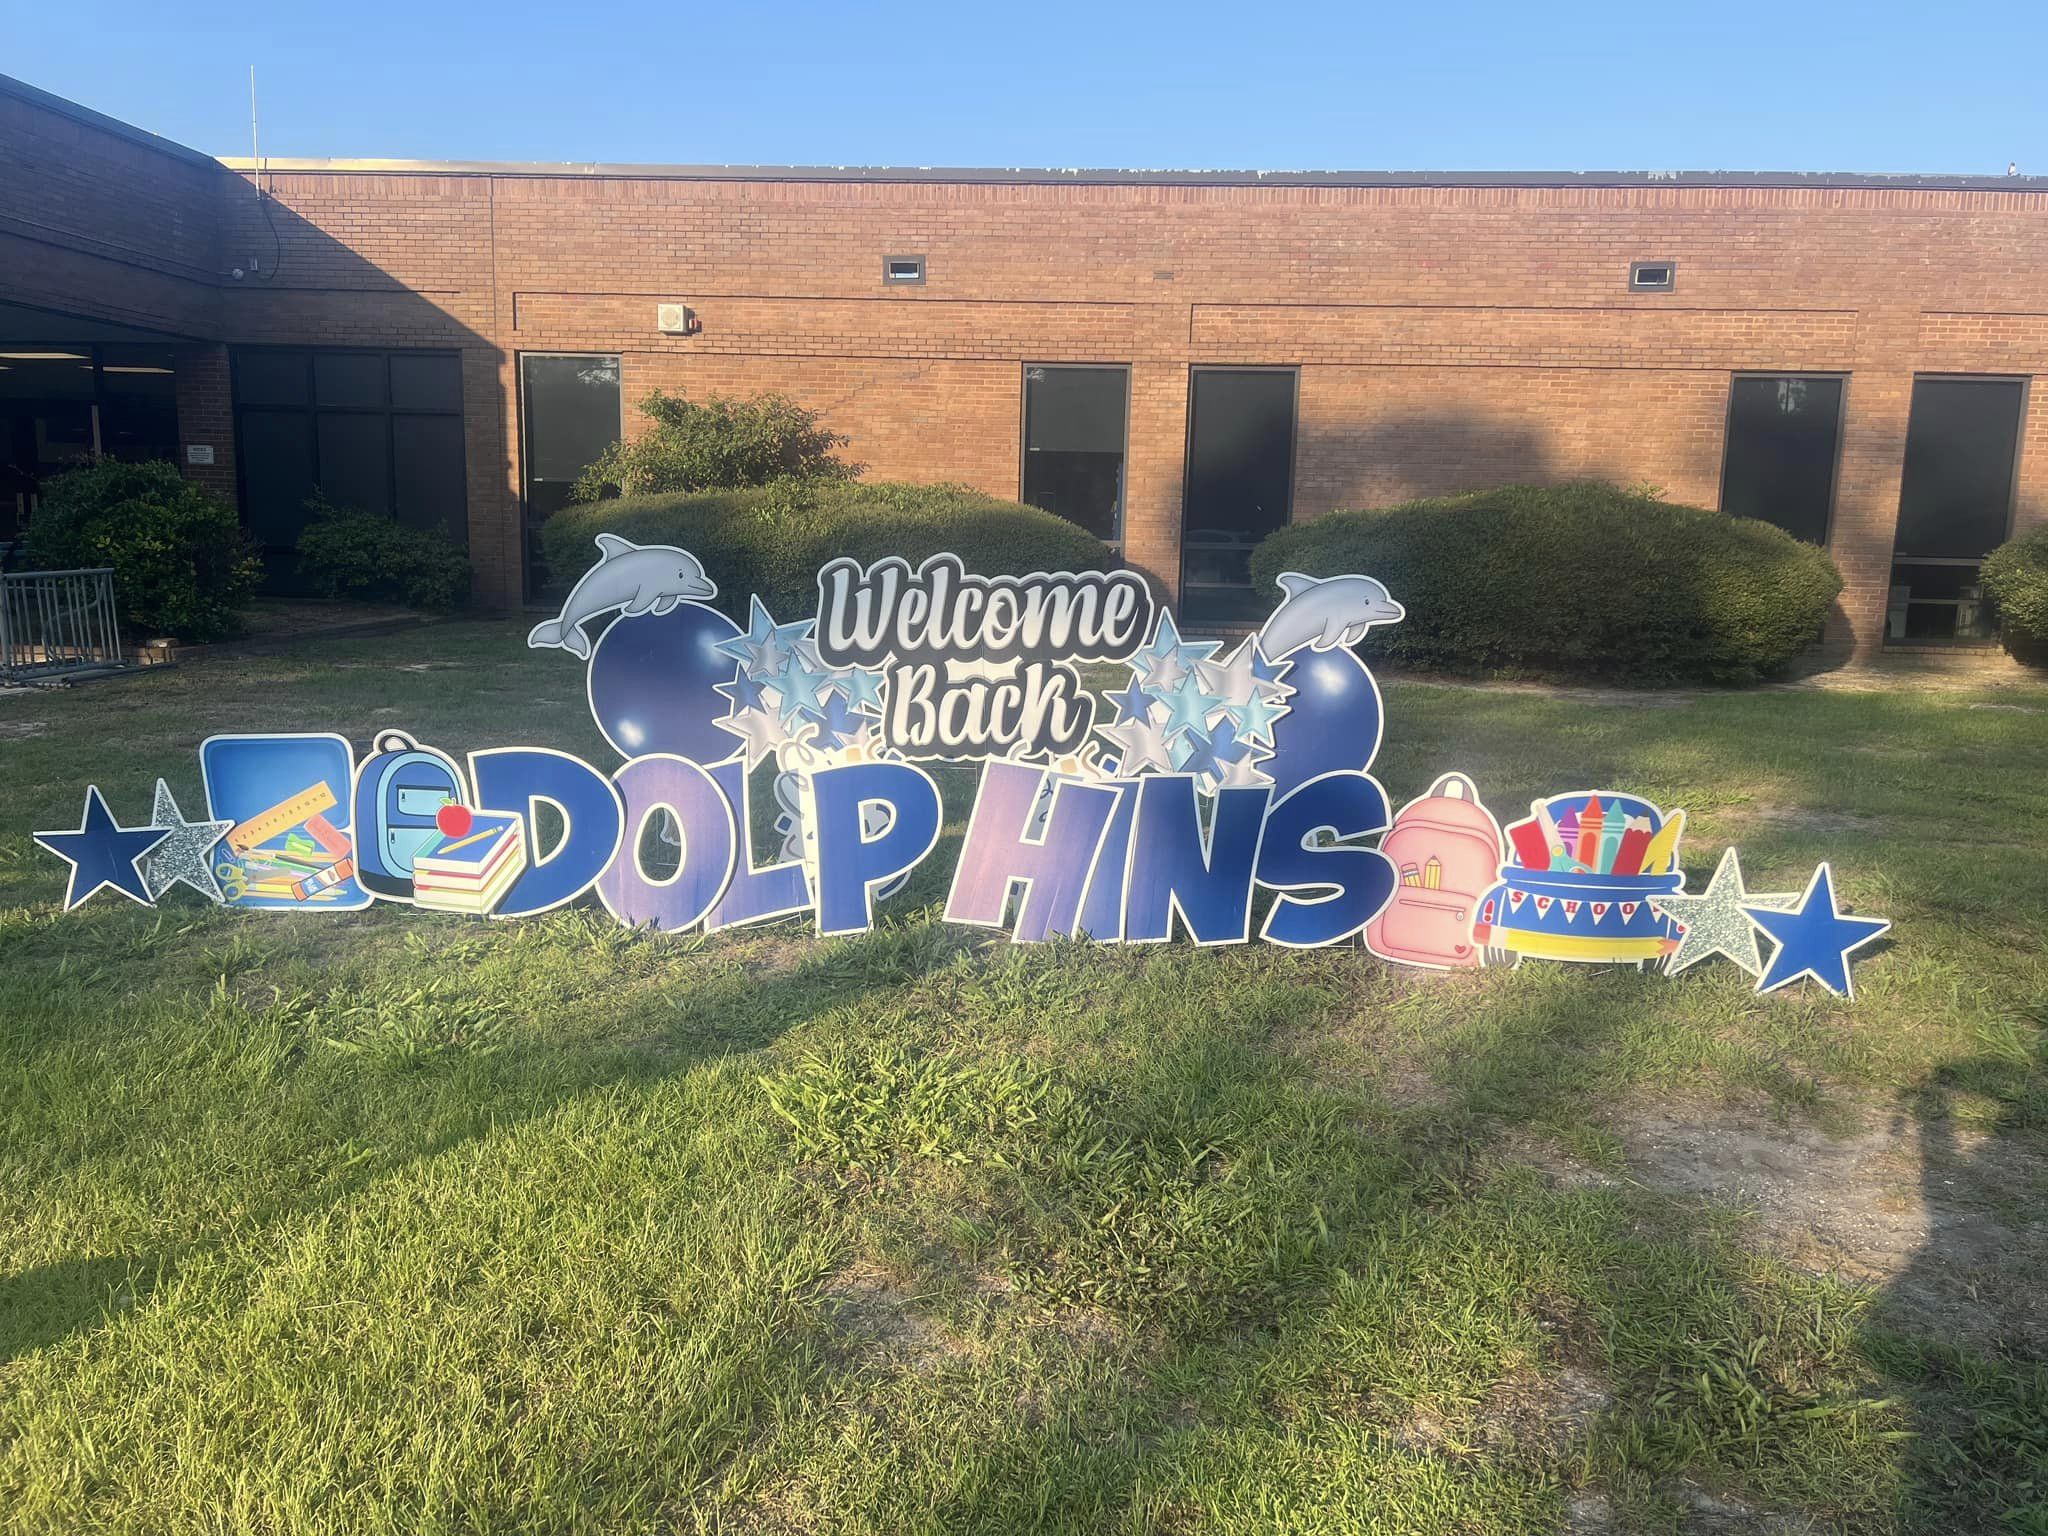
<box><xmin>1261</xmin><ymin>647</ymin><xmax>1385</xmax><ymax>800</ymax></box>
<box><xmin>586</xmin><ymin>605</ymin><xmax>745</xmax><ymax>763</ymax></box>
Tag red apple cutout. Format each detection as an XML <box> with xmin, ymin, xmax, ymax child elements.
<box><xmin>436</xmin><ymin>803</ymin><xmax>474</xmax><ymax>838</ymax></box>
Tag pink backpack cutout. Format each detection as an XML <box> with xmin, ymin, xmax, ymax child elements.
<box><xmin>1366</xmin><ymin>773</ymin><xmax>1504</xmax><ymax>970</ymax></box>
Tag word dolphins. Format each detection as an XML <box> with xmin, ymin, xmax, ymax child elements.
<box><xmin>527</xmin><ymin>534</ymin><xmax>719</xmax><ymax>659</ymax></box>
<box><xmin>1257</xmin><ymin>572</ymin><xmax>1408</xmax><ymax>658</ymax></box>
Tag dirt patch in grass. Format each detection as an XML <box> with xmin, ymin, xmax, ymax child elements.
<box><xmin>1593</xmin><ymin>1101</ymin><xmax>2048</xmax><ymax>1352</ymax></box>
<box><xmin>823</xmin><ymin>1259</ymin><xmax>969</xmax><ymax>1373</ymax></box>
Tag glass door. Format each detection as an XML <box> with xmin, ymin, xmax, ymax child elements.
<box><xmin>520</xmin><ymin>353</ymin><xmax>622</xmax><ymax>598</ymax></box>
<box><xmin>1889</xmin><ymin>377</ymin><xmax>2026</xmax><ymax>643</ymax></box>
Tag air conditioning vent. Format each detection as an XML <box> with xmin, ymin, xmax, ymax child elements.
<box><xmin>656</xmin><ymin>302</ymin><xmax>696</xmax><ymax>334</ymax></box>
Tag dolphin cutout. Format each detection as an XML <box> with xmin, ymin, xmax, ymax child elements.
<box><xmin>1256</xmin><ymin>571</ymin><xmax>1406</xmax><ymax>659</ymax></box>
<box><xmin>527</xmin><ymin>533</ymin><xmax>719</xmax><ymax>660</ymax></box>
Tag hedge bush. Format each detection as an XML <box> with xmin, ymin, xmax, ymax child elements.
<box><xmin>296</xmin><ymin>499</ymin><xmax>473</xmax><ymax>610</ymax></box>
<box><xmin>1981</xmin><ymin>525</ymin><xmax>2048</xmax><ymax>663</ymax></box>
<box><xmin>540</xmin><ymin>479</ymin><xmax>1110</xmax><ymax>617</ymax></box>
<box><xmin>574</xmin><ymin>389</ymin><xmax>860</xmax><ymax>501</ymax></box>
<box><xmin>1248</xmin><ymin>482</ymin><xmax>1843</xmax><ymax>684</ymax></box>
<box><xmin>24</xmin><ymin>458</ymin><xmax>260</xmax><ymax>641</ymax></box>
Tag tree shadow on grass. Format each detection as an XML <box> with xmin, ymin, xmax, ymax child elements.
<box><xmin>1862</xmin><ymin>1026</ymin><xmax>2048</xmax><ymax>1533</ymax></box>
<box><xmin>0</xmin><ymin>1254</ymin><xmax>164</xmax><ymax>1368</ymax></box>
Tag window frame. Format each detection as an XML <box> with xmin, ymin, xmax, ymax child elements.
<box><xmin>1716</xmin><ymin>370</ymin><xmax>1850</xmax><ymax>547</ymax></box>
<box><xmin>1017</xmin><ymin>361</ymin><xmax>1133</xmax><ymax>554</ymax></box>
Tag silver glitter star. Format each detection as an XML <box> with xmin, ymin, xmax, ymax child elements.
<box><xmin>1652</xmin><ymin>846</ymin><xmax>1800</xmax><ymax>978</ymax></box>
<box><xmin>139</xmin><ymin>778</ymin><xmax>234</xmax><ymax>904</ymax></box>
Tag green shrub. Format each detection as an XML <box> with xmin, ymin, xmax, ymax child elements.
<box><xmin>1248</xmin><ymin>482</ymin><xmax>1844</xmax><ymax>684</ymax></box>
<box><xmin>24</xmin><ymin>458</ymin><xmax>260</xmax><ymax>641</ymax></box>
<box><xmin>1981</xmin><ymin>525</ymin><xmax>2048</xmax><ymax>663</ymax></box>
<box><xmin>573</xmin><ymin>388</ymin><xmax>859</xmax><ymax>500</ymax></box>
<box><xmin>295</xmin><ymin>499</ymin><xmax>472</xmax><ymax>610</ymax></box>
<box><xmin>541</xmin><ymin>479</ymin><xmax>1110</xmax><ymax>617</ymax></box>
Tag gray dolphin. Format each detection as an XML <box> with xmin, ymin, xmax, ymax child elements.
<box><xmin>527</xmin><ymin>533</ymin><xmax>719</xmax><ymax>659</ymax></box>
<box><xmin>1256</xmin><ymin>571</ymin><xmax>1407</xmax><ymax>659</ymax></box>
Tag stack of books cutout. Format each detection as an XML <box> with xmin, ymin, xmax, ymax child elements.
<box><xmin>413</xmin><ymin>809</ymin><xmax>527</xmax><ymax>916</ymax></box>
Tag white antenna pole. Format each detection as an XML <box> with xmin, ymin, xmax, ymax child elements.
<box><xmin>249</xmin><ymin>65</ymin><xmax>260</xmax><ymax>171</ymax></box>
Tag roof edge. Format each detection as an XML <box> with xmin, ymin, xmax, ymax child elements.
<box><xmin>0</xmin><ymin>71</ymin><xmax>222</xmax><ymax>171</ymax></box>
<box><xmin>216</xmin><ymin>156</ymin><xmax>2048</xmax><ymax>192</ymax></box>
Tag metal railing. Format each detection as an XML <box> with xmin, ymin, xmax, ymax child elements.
<box><xmin>0</xmin><ymin>567</ymin><xmax>131</xmax><ymax>683</ymax></box>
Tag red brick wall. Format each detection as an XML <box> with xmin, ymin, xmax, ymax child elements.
<box><xmin>0</xmin><ymin>89</ymin><xmax>221</xmax><ymax>336</ymax></box>
<box><xmin>220</xmin><ymin>168</ymin><xmax>2046</xmax><ymax>650</ymax></box>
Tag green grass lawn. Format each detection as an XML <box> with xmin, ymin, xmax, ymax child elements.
<box><xmin>2</xmin><ymin>621</ymin><xmax>2046</xmax><ymax>1534</ymax></box>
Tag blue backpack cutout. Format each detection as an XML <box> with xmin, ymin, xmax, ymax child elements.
<box><xmin>352</xmin><ymin>730</ymin><xmax>463</xmax><ymax>900</ymax></box>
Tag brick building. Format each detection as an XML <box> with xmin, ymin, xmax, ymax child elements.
<box><xmin>4</xmin><ymin>70</ymin><xmax>2043</xmax><ymax>658</ymax></box>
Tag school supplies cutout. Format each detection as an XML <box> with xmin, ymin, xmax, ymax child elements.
<box><xmin>1474</xmin><ymin>791</ymin><xmax>1686</xmax><ymax>967</ymax></box>
<box><xmin>1365</xmin><ymin>772</ymin><xmax>1502</xmax><ymax>970</ymax></box>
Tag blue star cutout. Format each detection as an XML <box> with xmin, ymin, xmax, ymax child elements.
<box><xmin>1180</xmin><ymin>718</ymin><xmax>1255</xmax><ymax>784</ymax></box>
<box><xmin>834</xmin><ymin>666</ymin><xmax>886</xmax><ymax>715</ymax></box>
<box><xmin>774</xmin><ymin>653</ymin><xmax>833</xmax><ymax>721</ymax></box>
<box><xmin>715</xmin><ymin>596</ymin><xmax>814</xmax><ymax>680</ymax></box>
<box><xmin>1248</xmin><ymin>644</ymin><xmax>1291</xmax><ymax>688</ymax></box>
<box><xmin>1146</xmin><ymin>612</ymin><xmax>1220</xmax><ymax>668</ymax></box>
<box><xmin>1105</xmin><ymin>676</ymin><xmax>1156</xmax><ymax>726</ymax></box>
<box><xmin>1177</xmin><ymin>725</ymin><xmax>1226</xmax><ymax>780</ymax></box>
<box><xmin>1206</xmin><ymin>717</ymin><xmax>1253</xmax><ymax>766</ymax></box>
<box><xmin>1745</xmin><ymin>863</ymin><xmax>1891</xmax><ymax>999</ymax></box>
<box><xmin>716</xmin><ymin>671</ymin><xmax>770</xmax><ymax>715</ymax></box>
<box><xmin>34</xmin><ymin>785</ymin><xmax>169</xmax><ymax>910</ymax></box>
<box><xmin>801</xmin><ymin>693</ymin><xmax>868</xmax><ymax>751</ymax></box>
<box><xmin>1226</xmin><ymin>687</ymin><xmax>1289</xmax><ymax>745</ymax></box>
<box><xmin>1158</xmin><ymin>671</ymin><xmax>1225</xmax><ymax>738</ymax></box>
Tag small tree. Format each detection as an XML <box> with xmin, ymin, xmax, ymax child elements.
<box><xmin>572</xmin><ymin>389</ymin><xmax>860</xmax><ymax>501</ymax></box>
<box><xmin>25</xmin><ymin>459</ymin><xmax>261</xmax><ymax>641</ymax></box>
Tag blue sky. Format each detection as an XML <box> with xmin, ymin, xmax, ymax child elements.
<box><xmin>10</xmin><ymin>2</ymin><xmax>2044</xmax><ymax>174</ymax></box>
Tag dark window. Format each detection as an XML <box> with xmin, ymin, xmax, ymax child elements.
<box><xmin>520</xmin><ymin>353</ymin><xmax>621</xmax><ymax>595</ymax></box>
<box><xmin>393</xmin><ymin>415</ymin><xmax>467</xmax><ymax>538</ymax></box>
<box><xmin>237</xmin><ymin>412</ymin><xmax>317</xmax><ymax>548</ymax></box>
<box><xmin>233</xmin><ymin>347</ymin><xmax>468</xmax><ymax>582</ymax></box>
<box><xmin>1888</xmin><ymin>376</ymin><xmax>2026</xmax><ymax>643</ymax></box>
<box><xmin>1629</xmin><ymin>261</ymin><xmax>1676</xmax><ymax>291</ymax></box>
<box><xmin>390</xmin><ymin>353</ymin><xmax>463</xmax><ymax>412</ymax></box>
<box><xmin>883</xmin><ymin>256</ymin><xmax>925</xmax><ymax>285</ymax></box>
<box><xmin>1720</xmin><ymin>375</ymin><xmax>1843</xmax><ymax>544</ymax></box>
<box><xmin>235</xmin><ymin>350</ymin><xmax>310</xmax><ymax>406</ymax></box>
<box><xmin>316</xmin><ymin>413</ymin><xmax>393</xmax><ymax>518</ymax></box>
<box><xmin>1182</xmin><ymin>368</ymin><xmax>1297</xmax><ymax>619</ymax></box>
<box><xmin>314</xmin><ymin>351</ymin><xmax>387</xmax><ymax>408</ymax></box>
<box><xmin>1021</xmin><ymin>365</ymin><xmax>1127</xmax><ymax>547</ymax></box>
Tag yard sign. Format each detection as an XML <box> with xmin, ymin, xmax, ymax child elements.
<box><xmin>35</xmin><ymin>538</ymin><xmax>1890</xmax><ymax>996</ymax></box>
